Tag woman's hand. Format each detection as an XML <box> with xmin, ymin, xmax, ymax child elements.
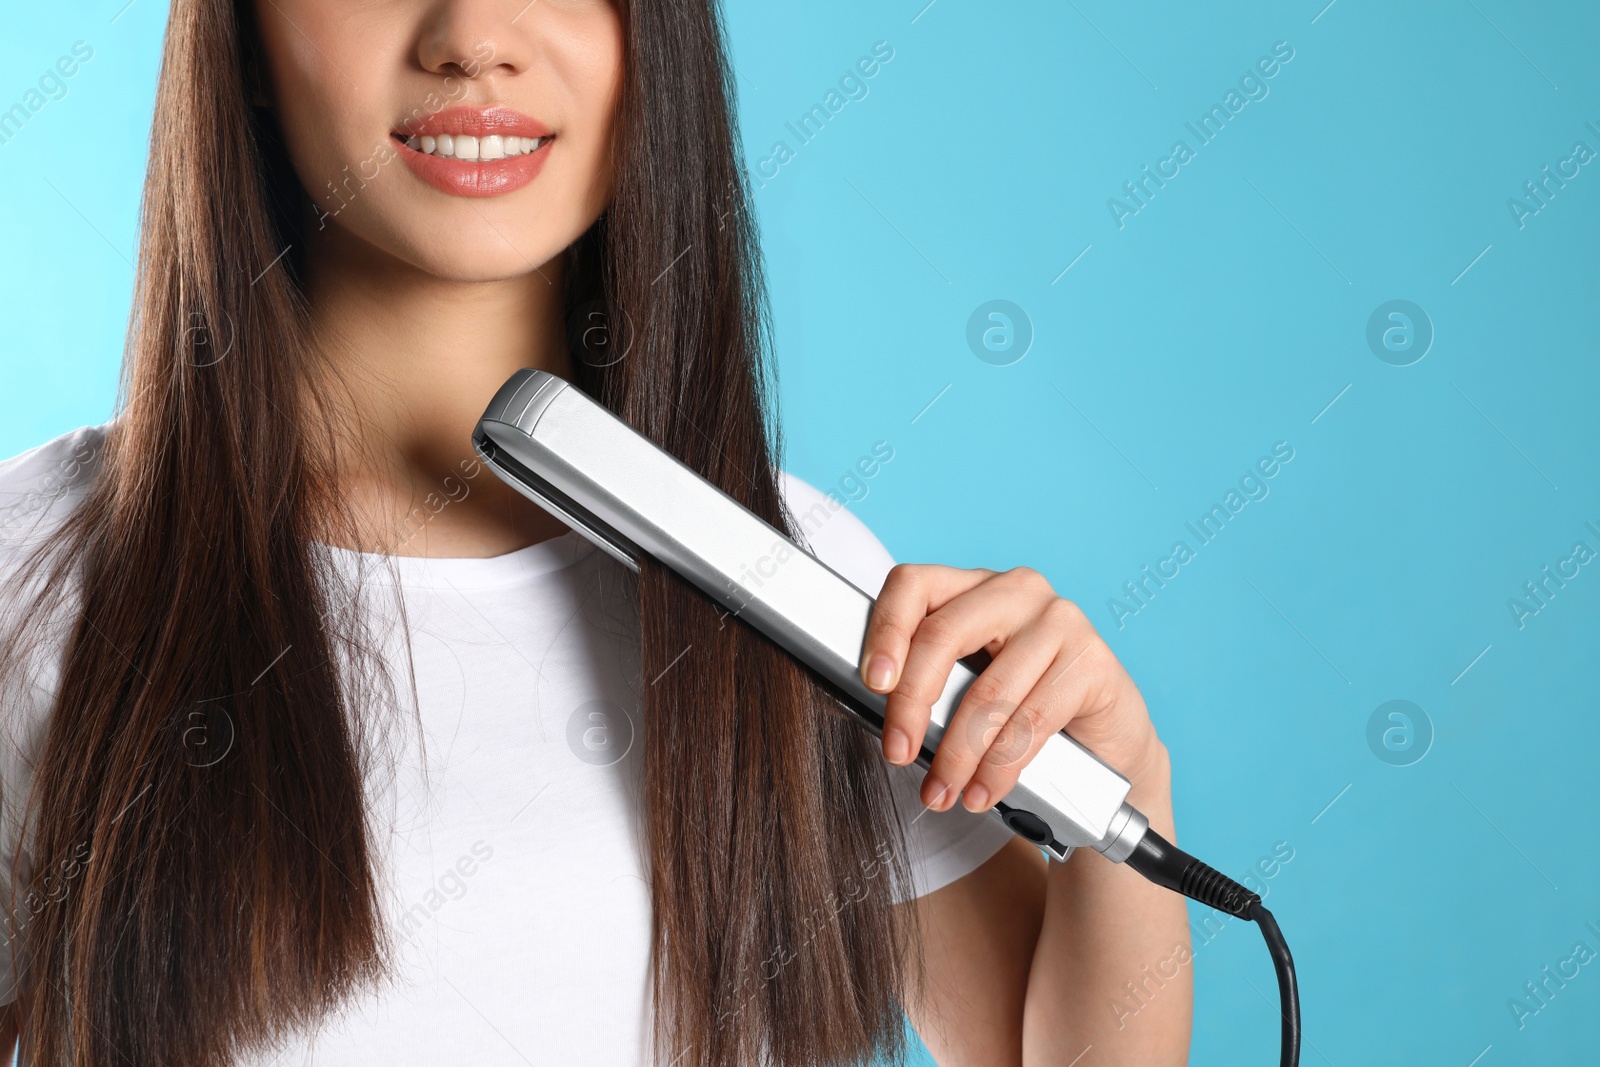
<box><xmin>860</xmin><ymin>564</ymin><xmax>1166</xmax><ymax>813</ymax></box>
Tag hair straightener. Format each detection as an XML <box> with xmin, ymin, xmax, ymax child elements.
<box><xmin>474</xmin><ymin>368</ymin><xmax>1301</xmax><ymax>1066</ymax></box>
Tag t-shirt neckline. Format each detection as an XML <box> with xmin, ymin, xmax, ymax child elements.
<box><xmin>315</xmin><ymin>529</ymin><xmax>596</xmax><ymax>590</ymax></box>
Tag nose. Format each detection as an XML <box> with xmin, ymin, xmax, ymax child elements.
<box><xmin>415</xmin><ymin>1</ymin><xmax>532</xmax><ymax>81</ymax></box>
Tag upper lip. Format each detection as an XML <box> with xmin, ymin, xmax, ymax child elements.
<box><xmin>395</xmin><ymin>105</ymin><xmax>553</xmax><ymax>140</ymax></box>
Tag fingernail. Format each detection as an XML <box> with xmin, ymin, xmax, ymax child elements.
<box><xmin>865</xmin><ymin>654</ymin><xmax>895</xmax><ymax>691</ymax></box>
<box><xmin>884</xmin><ymin>727</ymin><xmax>911</xmax><ymax>765</ymax></box>
<box><xmin>923</xmin><ymin>777</ymin><xmax>950</xmax><ymax>810</ymax></box>
<box><xmin>962</xmin><ymin>783</ymin><xmax>990</xmax><ymax>811</ymax></box>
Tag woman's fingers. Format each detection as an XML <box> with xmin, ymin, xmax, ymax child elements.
<box><xmin>862</xmin><ymin>566</ymin><xmax>1049</xmax><ymax>779</ymax></box>
<box><xmin>859</xmin><ymin>563</ymin><xmax>1159</xmax><ymax>815</ymax></box>
<box><xmin>954</xmin><ymin>624</ymin><xmax>1123</xmax><ymax>814</ymax></box>
<box><xmin>918</xmin><ymin>603</ymin><xmax>1076</xmax><ymax>812</ymax></box>
<box><xmin>861</xmin><ymin>564</ymin><xmax>996</xmax><ymax>696</ymax></box>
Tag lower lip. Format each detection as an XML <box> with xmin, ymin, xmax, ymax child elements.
<box><xmin>393</xmin><ymin>135</ymin><xmax>553</xmax><ymax>198</ymax></box>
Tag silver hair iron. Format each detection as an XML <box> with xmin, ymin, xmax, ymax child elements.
<box><xmin>473</xmin><ymin>368</ymin><xmax>1299</xmax><ymax>1066</ymax></box>
<box><xmin>472</xmin><ymin>368</ymin><xmax>1144</xmax><ymax>863</ymax></box>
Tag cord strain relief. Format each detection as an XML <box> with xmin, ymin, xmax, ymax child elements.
<box><xmin>1179</xmin><ymin>859</ymin><xmax>1260</xmax><ymax>918</ymax></box>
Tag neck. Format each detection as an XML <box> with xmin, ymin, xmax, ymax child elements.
<box><xmin>302</xmin><ymin>221</ymin><xmax>575</xmax><ymax>558</ymax></box>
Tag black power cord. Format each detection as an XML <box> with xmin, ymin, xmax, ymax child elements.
<box><xmin>1123</xmin><ymin>829</ymin><xmax>1301</xmax><ymax>1067</ymax></box>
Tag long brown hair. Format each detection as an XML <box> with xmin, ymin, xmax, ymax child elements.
<box><xmin>0</xmin><ymin>1</ymin><xmax>927</xmax><ymax>1065</ymax></box>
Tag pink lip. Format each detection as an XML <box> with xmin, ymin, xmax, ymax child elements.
<box><xmin>397</xmin><ymin>105</ymin><xmax>553</xmax><ymax>140</ymax></box>
<box><xmin>392</xmin><ymin>105</ymin><xmax>554</xmax><ymax>198</ymax></box>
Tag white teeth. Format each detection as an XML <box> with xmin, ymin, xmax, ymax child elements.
<box><xmin>409</xmin><ymin>133</ymin><xmax>550</xmax><ymax>159</ymax></box>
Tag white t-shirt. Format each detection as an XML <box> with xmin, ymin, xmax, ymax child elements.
<box><xmin>0</xmin><ymin>421</ymin><xmax>1013</xmax><ymax>1065</ymax></box>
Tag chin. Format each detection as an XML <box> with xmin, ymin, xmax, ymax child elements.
<box><xmin>326</xmin><ymin>205</ymin><xmax>574</xmax><ymax>283</ymax></box>
<box><xmin>396</xmin><ymin>239</ymin><xmax>566</xmax><ymax>283</ymax></box>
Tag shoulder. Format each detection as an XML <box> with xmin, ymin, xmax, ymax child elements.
<box><xmin>0</xmin><ymin>420</ymin><xmax>112</xmax><ymax>562</ymax></box>
<box><xmin>775</xmin><ymin>469</ymin><xmax>898</xmax><ymax>596</ymax></box>
<box><xmin>0</xmin><ymin>422</ymin><xmax>109</xmax><ymax>816</ymax></box>
<box><xmin>0</xmin><ymin>422</ymin><xmax>112</xmax><ymax>516</ymax></box>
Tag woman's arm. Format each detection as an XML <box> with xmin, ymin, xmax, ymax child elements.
<box><xmin>898</xmin><ymin>750</ymin><xmax>1190</xmax><ymax>1067</ymax></box>
<box><xmin>1023</xmin><ymin>743</ymin><xmax>1191</xmax><ymax>1065</ymax></box>
<box><xmin>898</xmin><ymin>836</ymin><xmax>1045</xmax><ymax>1065</ymax></box>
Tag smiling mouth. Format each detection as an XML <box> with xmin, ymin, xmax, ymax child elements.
<box><xmin>390</xmin><ymin>105</ymin><xmax>554</xmax><ymax>197</ymax></box>
<box><xmin>395</xmin><ymin>133</ymin><xmax>553</xmax><ymax>161</ymax></box>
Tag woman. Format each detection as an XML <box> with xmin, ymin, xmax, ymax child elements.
<box><xmin>0</xmin><ymin>1</ymin><xmax>1190</xmax><ymax>1064</ymax></box>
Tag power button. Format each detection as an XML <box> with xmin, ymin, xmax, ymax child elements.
<box><xmin>1002</xmin><ymin>808</ymin><xmax>1052</xmax><ymax>846</ymax></box>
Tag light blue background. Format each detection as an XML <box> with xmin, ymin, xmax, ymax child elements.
<box><xmin>3</xmin><ymin>2</ymin><xmax>1598</xmax><ymax>1064</ymax></box>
